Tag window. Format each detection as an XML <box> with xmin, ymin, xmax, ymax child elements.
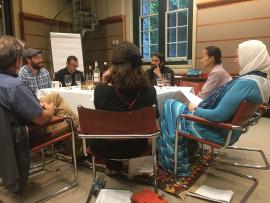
<box><xmin>166</xmin><ymin>0</ymin><xmax>189</xmax><ymax>60</ymax></box>
<box><xmin>139</xmin><ymin>0</ymin><xmax>159</xmax><ymax>59</ymax></box>
<box><xmin>133</xmin><ymin>0</ymin><xmax>193</xmax><ymax>64</ymax></box>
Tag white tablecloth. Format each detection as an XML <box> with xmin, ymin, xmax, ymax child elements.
<box><xmin>38</xmin><ymin>86</ymin><xmax>193</xmax><ymax>115</ymax></box>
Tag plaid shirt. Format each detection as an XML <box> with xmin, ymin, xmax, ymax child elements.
<box><xmin>18</xmin><ymin>65</ymin><xmax>52</xmax><ymax>94</ymax></box>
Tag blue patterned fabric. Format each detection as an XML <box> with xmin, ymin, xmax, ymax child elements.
<box><xmin>157</xmin><ymin>99</ymin><xmax>191</xmax><ymax>177</ymax></box>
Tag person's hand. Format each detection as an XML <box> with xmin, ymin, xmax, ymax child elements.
<box><xmin>43</xmin><ymin>102</ymin><xmax>56</xmax><ymax>115</ymax></box>
<box><xmin>102</xmin><ymin>67</ymin><xmax>112</xmax><ymax>83</ymax></box>
<box><xmin>153</xmin><ymin>66</ymin><xmax>162</xmax><ymax>78</ymax></box>
<box><xmin>188</xmin><ymin>102</ymin><xmax>197</xmax><ymax>112</ymax></box>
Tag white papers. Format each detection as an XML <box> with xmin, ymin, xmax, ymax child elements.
<box><xmin>188</xmin><ymin>185</ymin><xmax>234</xmax><ymax>203</ymax></box>
<box><xmin>180</xmin><ymin>89</ymin><xmax>202</xmax><ymax>106</ymax></box>
<box><xmin>95</xmin><ymin>189</ymin><xmax>132</xmax><ymax>203</ymax></box>
<box><xmin>50</xmin><ymin>32</ymin><xmax>84</xmax><ymax>73</ymax></box>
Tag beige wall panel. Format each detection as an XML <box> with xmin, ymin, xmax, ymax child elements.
<box><xmin>24</xmin><ymin>35</ymin><xmax>50</xmax><ymax>50</ymax></box>
<box><xmin>84</xmin><ymin>26</ymin><xmax>107</xmax><ymax>38</ymax></box>
<box><xmin>83</xmin><ymin>39</ymin><xmax>108</xmax><ymax>51</ymax></box>
<box><xmin>24</xmin><ymin>21</ymin><xmax>46</xmax><ymax>36</ymax></box>
<box><xmin>197</xmin><ymin>0</ymin><xmax>270</xmax><ymax>25</ymax></box>
<box><xmin>88</xmin><ymin>22</ymin><xmax>123</xmax><ymax>38</ymax></box>
<box><xmin>197</xmin><ymin>18</ymin><xmax>270</xmax><ymax>42</ymax></box>
<box><xmin>83</xmin><ymin>35</ymin><xmax>123</xmax><ymax>52</ymax></box>
<box><xmin>196</xmin><ymin>37</ymin><xmax>270</xmax><ymax>58</ymax></box>
<box><xmin>105</xmin><ymin>23</ymin><xmax>123</xmax><ymax>36</ymax></box>
<box><xmin>22</xmin><ymin>0</ymin><xmax>68</xmax><ymax>19</ymax></box>
<box><xmin>96</xmin><ymin>0</ymin><xmax>107</xmax><ymax>20</ymax></box>
<box><xmin>84</xmin><ymin>50</ymin><xmax>107</xmax><ymax>60</ymax></box>
<box><xmin>107</xmin><ymin>0</ymin><xmax>124</xmax><ymax>17</ymax></box>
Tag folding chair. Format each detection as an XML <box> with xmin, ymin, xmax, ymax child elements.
<box><xmin>77</xmin><ymin>105</ymin><xmax>160</xmax><ymax>203</ymax></box>
<box><xmin>29</xmin><ymin>116</ymin><xmax>78</xmax><ymax>203</ymax></box>
<box><xmin>174</xmin><ymin>101</ymin><xmax>269</xmax><ymax>203</ymax></box>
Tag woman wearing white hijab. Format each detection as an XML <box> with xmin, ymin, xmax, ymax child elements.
<box><xmin>158</xmin><ymin>40</ymin><xmax>270</xmax><ymax>176</ymax></box>
<box><xmin>188</xmin><ymin>39</ymin><xmax>270</xmax><ymax>143</ymax></box>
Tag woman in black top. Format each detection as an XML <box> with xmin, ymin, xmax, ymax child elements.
<box><xmin>89</xmin><ymin>41</ymin><xmax>159</xmax><ymax>171</ymax></box>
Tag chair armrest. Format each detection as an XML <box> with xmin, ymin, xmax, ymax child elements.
<box><xmin>28</xmin><ymin>116</ymin><xmax>66</xmax><ymax>132</ymax></box>
<box><xmin>45</xmin><ymin>116</ymin><xmax>66</xmax><ymax>126</ymax></box>
<box><xmin>178</xmin><ymin>114</ymin><xmax>234</xmax><ymax>130</ymax></box>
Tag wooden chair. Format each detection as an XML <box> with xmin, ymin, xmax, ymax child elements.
<box><xmin>174</xmin><ymin>101</ymin><xmax>269</xmax><ymax>203</ymax></box>
<box><xmin>29</xmin><ymin>116</ymin><xmax>78</xmax><ymax>203</ymax></box>
<box><xmin>77</xmin><ymin>105</ymin><xmax>160</xmax><ymax>203</ymax></box>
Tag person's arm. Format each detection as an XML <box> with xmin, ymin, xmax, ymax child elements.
<box><xmin>195</xmin><ymin>80</ymin><xmax>262</xmax><ymax>122</ymax></box>
<box><xmin>170</xmin><ymin>69</ymin><xmax>175</xmax><ymax>86</ymax></box>
<box><xmin>32</xmin><ymin>103</ymin><xmax>55</xmax><ymax>125</ymax></box>
<box><xmin>153</xmin><ymin>66</ymin><xmax>162</xmax><ymax>78</ymax></box>
<box><xmin>54</xmin><ymin>70</ymin><xmax>63</xmax><ymax>85</ymax></box>
<box><xmin>11</xmin><ymin>84</ymin><xmax>55</xmax><ymax>125</ymax></box>
<box><xmin>146</xmin><ymin>68</ymin><xmax>156</xmax><ymax>86</ymax></box>
<box><xmin>81</xmin><ymin>71</ymin><xmax>86</xmax><ymax>82</ymax></box>
<box><xmin>150</xmin><ymin>87</ymin><xmax>160</xmax><ymax>118</ymax></box>
<box><xmin>198</xmin><ymin>70</ymin><xmax>223</xmax><ymax>99</ymax></box>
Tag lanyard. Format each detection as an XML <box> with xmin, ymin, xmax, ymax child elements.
<box><xmin>115</xmin><ymin>89</ymin><xmax>141</xmax><ymax>111</ymax></box>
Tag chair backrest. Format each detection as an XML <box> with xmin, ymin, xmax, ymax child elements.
<box><xmin>231</xmin><ymin>100</ymin><xmax>262</xmax><ymax>126</ymax></box>
<box><xmin>77</xmin><ymin>106</ymin><xmax>159</xmax><ymax>135</ymax></box>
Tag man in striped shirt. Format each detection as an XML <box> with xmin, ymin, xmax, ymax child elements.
<box><xmin>19</xmin><ymin>48</ymin><xmax>51</xmax><ymax>94</ymax></box>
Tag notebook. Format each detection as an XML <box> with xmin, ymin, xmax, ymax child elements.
<box><xmin>95</xmin><ymin>189</ymin><xmax>132</xmax><ymax>203</ymax></box>
<box><xmin>180</xmin><ymin>89</ymin><xmax>202</xmax><ymax>106</ymax></box>
<box><xmin>187</xmin><ymin>185</ymin><xmax>234</xmax><ymax>203</ymax></box>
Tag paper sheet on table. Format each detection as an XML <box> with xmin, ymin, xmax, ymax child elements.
<box><xmin>95</xmin><ymin>189</ymin><xmax>132</xmax><ymax>203</ymax></box>
<box><xmin>180</xmin><ymin>90</ymin><xmax>202</xmax><ymax>106</ymax></box>
<box><xmin>188</xmin><ymin>185</ymin><xmax>233</xmax><ymax>203</ymax></box>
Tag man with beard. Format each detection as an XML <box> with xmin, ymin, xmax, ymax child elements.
<box><xmin>19</xmin><ymin>48</ymin><xmax>51</xmax><ymax>94</ymax></box>
<box><xmin>146</xmin><ymin>53</ymin><xmax>175</xmax><ymax>86</ymax></box>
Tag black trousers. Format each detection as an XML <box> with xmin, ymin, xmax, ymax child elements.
<box><xmin>88</xmin><ymin>139</ymin><xmax>148</xmax><ymax>170</ymax></box>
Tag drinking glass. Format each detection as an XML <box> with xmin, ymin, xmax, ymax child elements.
<box><xmin>85</xmin><ymin>73</ymin><xmax>93</xmax><ymax>90</ymax></box>
<box><xmin>75</xmin><ymin>74</ymin><xmax>81</xmax><ymax>87</ymax></box>
<box><xmin>64</xmin><ymin>75</ymin><xmax>72</xmax><ymax>89</ymax></box>
<box><xmin>165</xmin><ymin>73</ymin><xmax>172</xmax><ymax>86</ymax></box>
<box><xmin>156</xmin><ymin>74</ymin><xmax>165</xmax><ymax>88</ymax></box>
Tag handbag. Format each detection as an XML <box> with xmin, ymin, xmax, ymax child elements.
<box><xmin>131</xmin><ymin>190</ymin><xmax>168</xmax><ymax>203</ymax></box>
<box><xmin>187</xmin><ymin>69</ymin><xmax>201</xmax><ymax>77</ymax></box>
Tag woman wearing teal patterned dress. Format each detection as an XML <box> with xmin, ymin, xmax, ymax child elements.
<box><xmin>158</xmin><ymin>40</ymin><xmax>270</xmax><ymax>176</ymax></box>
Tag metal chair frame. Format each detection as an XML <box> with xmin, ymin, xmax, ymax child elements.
<box><xmin>77</xmin><ymin>106</ymin><xmax>160</xmax><ymax>203</ymax></box>
<box><xmin>29</xmin><ymin>116</ymin><xmax>78</xmax><ymax>203</ymax></box>
<box><xmin>173</xmin><ymin>101</ymin><xmax>269</xmax><ymax>203</ymax></box>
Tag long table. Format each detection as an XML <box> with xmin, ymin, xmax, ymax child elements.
<box><xmin>38</xmin><ymin>86</ymin><xmax>193</xmax><ymax>115</ymax></box>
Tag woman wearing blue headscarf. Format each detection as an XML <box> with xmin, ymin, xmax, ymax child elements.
<box><xmin>158</xmin><ymin>40</ymin><xmax>270</xmax><ymax>176</ymax></box>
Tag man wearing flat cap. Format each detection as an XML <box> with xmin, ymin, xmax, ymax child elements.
<box><xmin>19</xmin><ymin>48</ymin><xmax>51</xmax><ymax>94</ymax></box>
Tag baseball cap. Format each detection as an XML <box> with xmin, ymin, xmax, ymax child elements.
<box><xmin>23</xmin><ymin>48</ymin><xmax>41</xmax><ymax>58</ymax></box>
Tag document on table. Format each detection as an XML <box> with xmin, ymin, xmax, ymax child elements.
<box><xmin>95</xmin><ymin>189</ymin><xmax>132</xmax><ymax>203</ymax></box>
<box><xmin>180</xmin><ymin>89</ymin><xmax>202</xmax><ymax>106</ymax></box>
<box><xmin>188</xmin><ymin>185</ymin><xmax>234</xmax><ymax>203</ymax></box>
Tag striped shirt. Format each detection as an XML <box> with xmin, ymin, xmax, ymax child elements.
<box><xmin>19</xmin><ymin>65</ymin><xmax>52</xmax><ymax>94</ymax></box>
